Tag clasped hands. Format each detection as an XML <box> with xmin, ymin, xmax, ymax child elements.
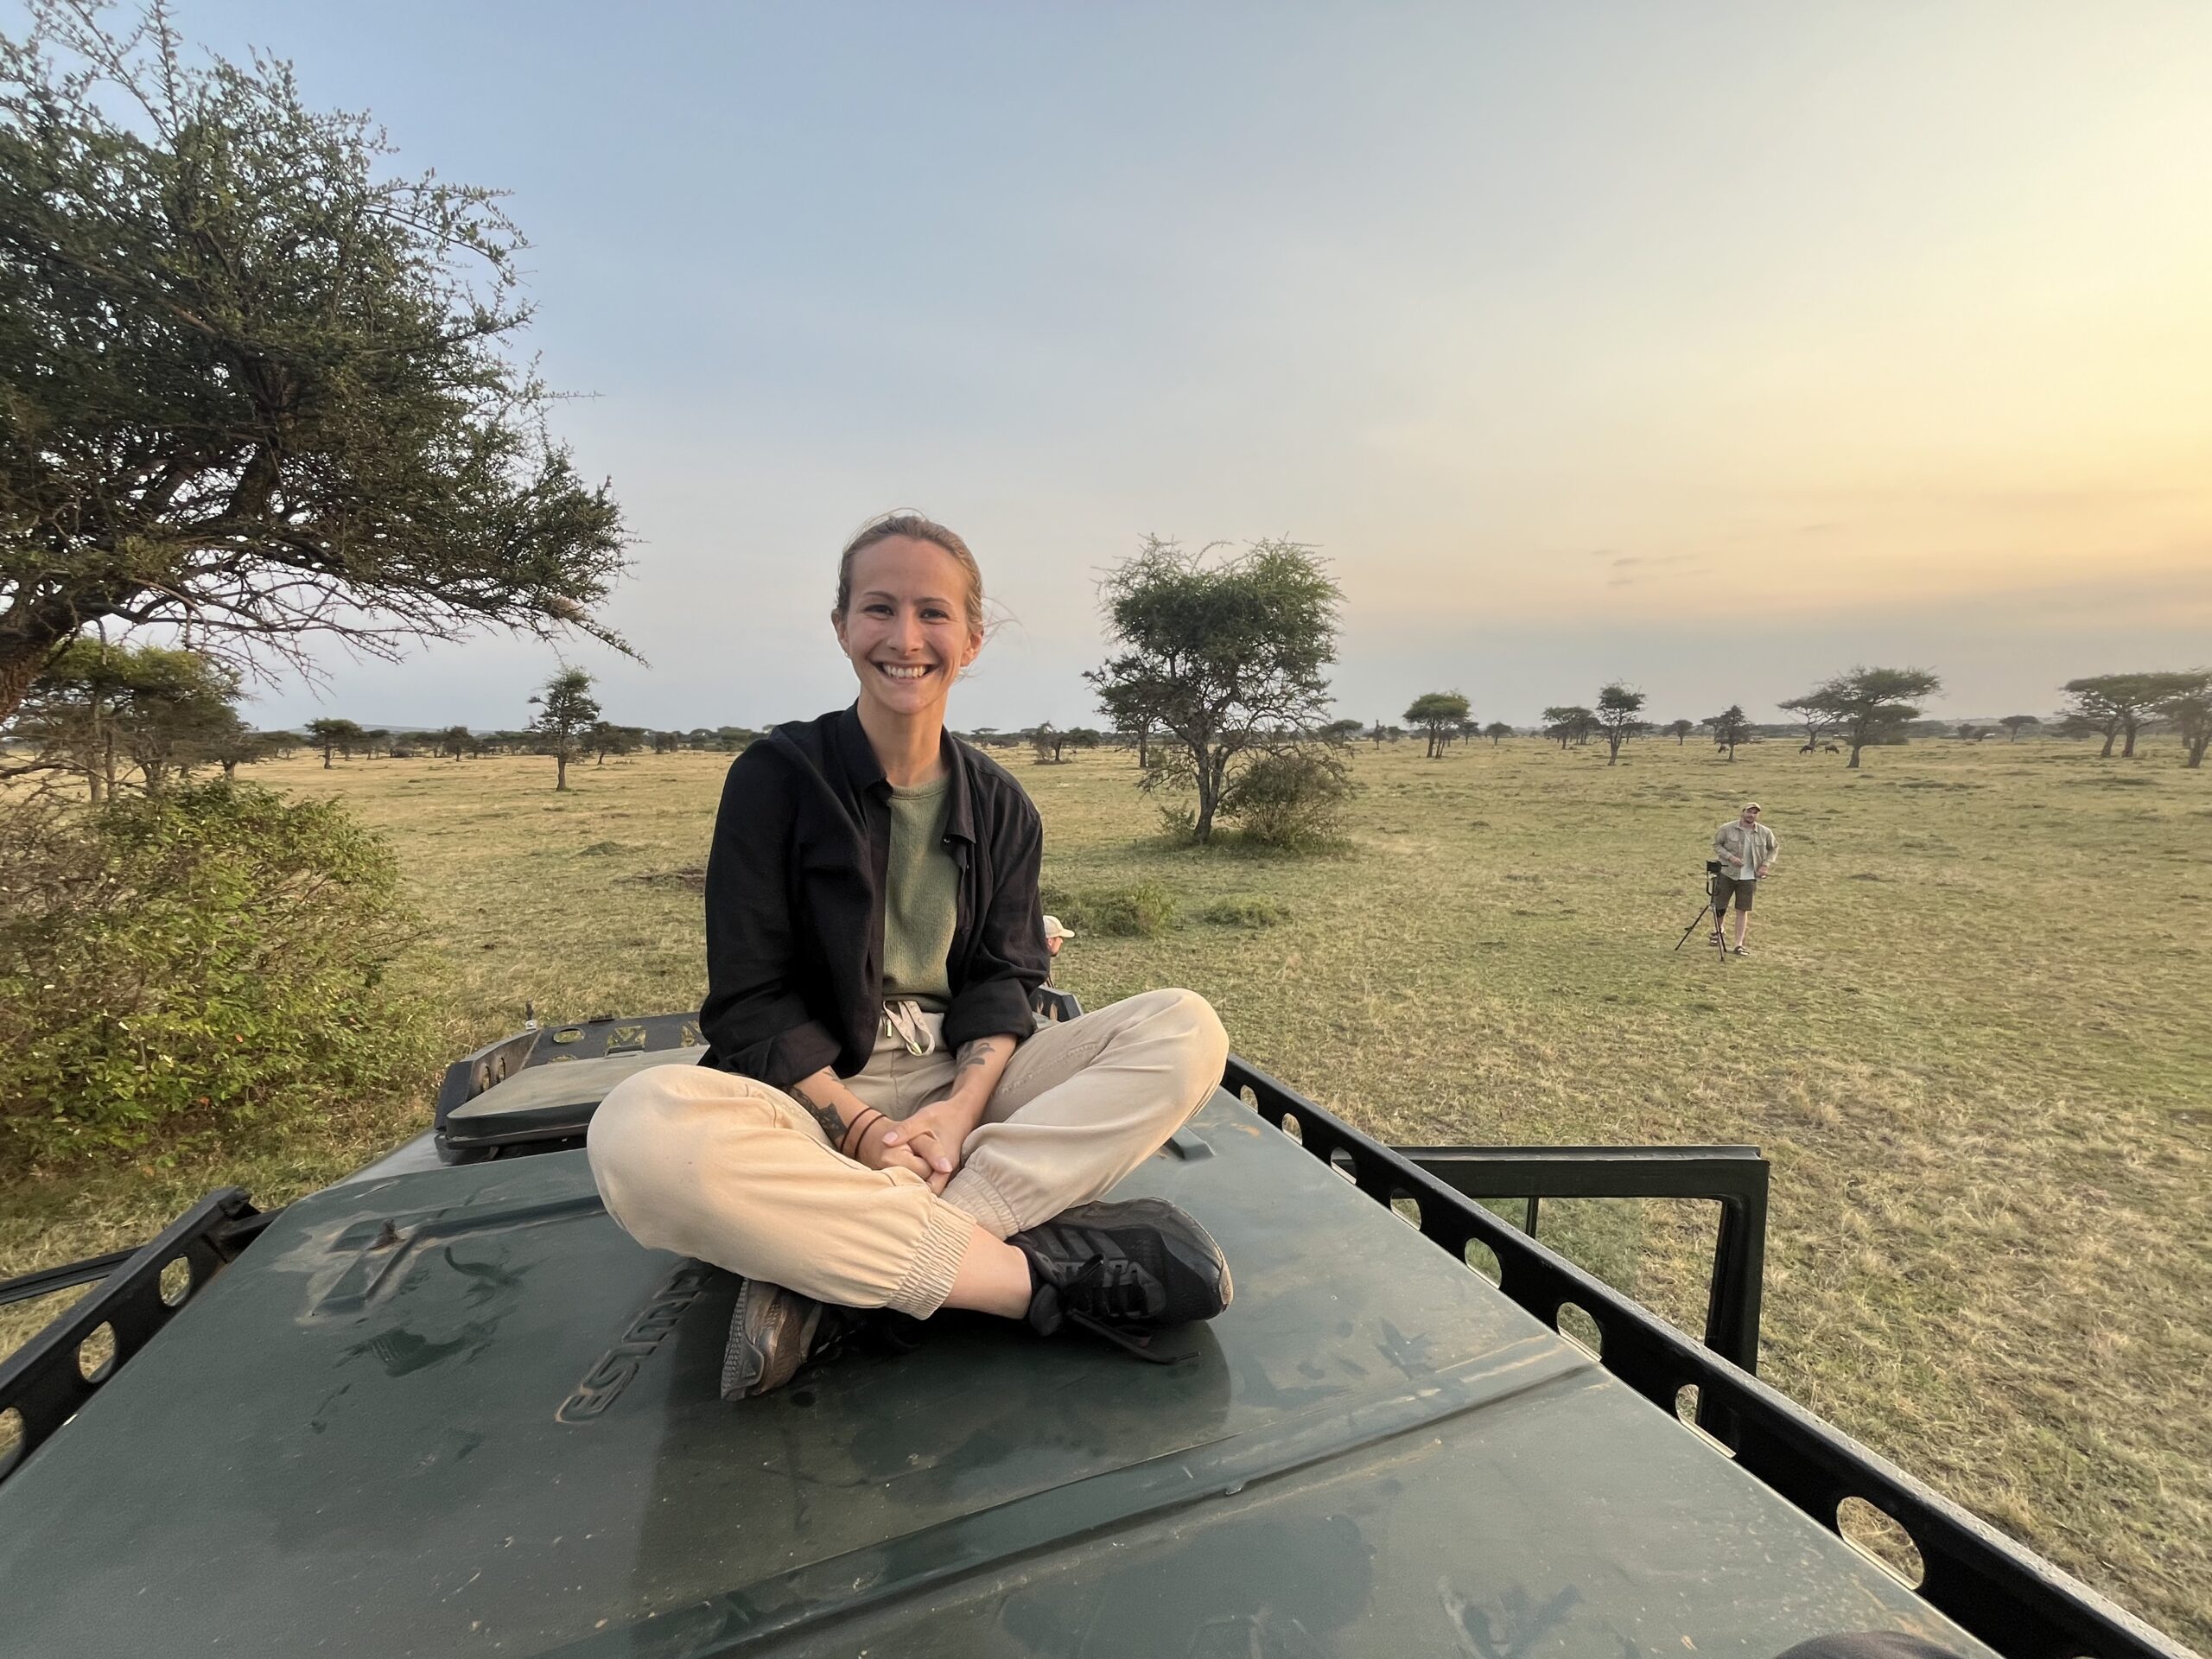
<box><xmin>850</xmin><ymin>1089</ymin><xmax>987</xmax><ymax>1195</ymax></box>
<box><xmin>798</xmin><ymin>1034</ymin><xmax>1015</xmax><ymax>1196</ymax></box>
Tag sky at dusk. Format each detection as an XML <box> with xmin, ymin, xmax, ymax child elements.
<box><xmin>59</xmin><ymin>1</ymin><xmax>2212</xmax><ymax>731</ymax></box>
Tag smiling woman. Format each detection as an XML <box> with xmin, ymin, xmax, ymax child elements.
<box><xmin>582</xmin><ymin>512</ymin><xmax>1234</xmax><ymax>1402</ymax></box>
<box><xmin>830</xmin><ymin>513</ymin><xmax>988</xmax><ymax>781</ymax></box>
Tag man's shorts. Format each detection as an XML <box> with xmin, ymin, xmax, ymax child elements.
<box><xmin>1713</xmin><ymin>874</ymin><xmax>1757</xmax><ymax>912</ymax></box>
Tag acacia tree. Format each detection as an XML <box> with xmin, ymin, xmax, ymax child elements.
<box><xmin>1483</xmin><ymin>721</ymin><xmax>1512</xmax><ymax>746</ymax></box>
<box><xmin>2059</xmin><ymin>672</ymin><xmax>2202</xmax><ymax>760</ymax></box>
<box><xmin>1030</xmin><ymin>722</ymin><xmax>1066</xmax><ymax>764</ymax></box>
<box><xmin>587</xmin><ymin>721</ymin><xmax>644</xmax><ymax>765</ymax></box>
<box><xmin>1999</xmin><ymin>715</ymin><xmax>2040</xmax><ymax>742</ymax></box>
<box><xmin>528</xmin><ymin>667</ymin><xmax>599</xmax><ymax>791</ymax></box>
<box><xmin>1777</xmin><ymin>692</ymin><xmax>1843</xmax><ymax>754</ymax></box>
<box><xmin>112</xmin><ymin>650</ymin><xmax>242</xmax><ymax>791</ymax></box>
<box><xmin>2154</xmin><ymin>675</ymin><xmax>2211</xmax><ymax>768</ymax></box>
<box><xmin>0</xmin><ymin>3</ymin><xmax>630</xmax><ymax>725</ymax></box>
<box><xmin>1592</xmin><ymin>682</ymin><xmax>1649</xmax><ymax>765</ymax></box>
<box><xmin>1403</xmin><ymin>691</ymin><xmax>1471</xmax><ymax>759</ymax></box>
<box><xmin>0</xmin><ymin>634</ymin><xmax>144</xmax><ymax>797</ymax></box>
<box><xmin>1793</xmin><ymin>667</ymin><xmax>1942</xmax><ymax>769</ymax></box>
<box><xmin>1086</xmin><ymin>537</ymin><xmax>1340</xmax><ymax>845</ymax></box>
<box><xmin>303</xmin><ymin>716</ymin><xmax>364</xmax><ymax>769</ymax></box>
<box><xmin>203</xmin><ymin>715</ymin><xmax>264</xmax><ymax>779</ymax></box>
<box><xmin>1703</xmin><ymin>705</ymin><xmax>1750</xmax><ymax>760</ymax></box>
<box><xmin>1</xmin><ymin>638</ymin><xmax>238</xmax><ymax>795</ymax></box>
<box><xmin>1541</xmin><ymin>705</ymin><xmax>1595</xmax><ymax>749</ymax></box>
<box><xmin>1666</xmin><ymin>718</ymin><xmax>1694</xmax><ymax>746</ymax></box>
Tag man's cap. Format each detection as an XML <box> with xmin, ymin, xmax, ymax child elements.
<box><xmin>1742</xmin><ymin>802</ymin><xmax>1763</xmax><ymax>814</ymax></box>
<box><xmin>1042</xmin><ymin>914</ymin><xmax>1076</xmax><ymax>941</ymax></box>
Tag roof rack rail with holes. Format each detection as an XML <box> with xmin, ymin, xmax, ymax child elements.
<box><xmin>0</xmin><ymin>1189</ymin><xmax>271</xmax><ymax>1481</ymax></box>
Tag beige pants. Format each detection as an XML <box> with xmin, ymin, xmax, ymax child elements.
<box><xmin>586</xmin><ymin>988</ymin><xmax>1228</xmax><ymax>1318</ymax></box>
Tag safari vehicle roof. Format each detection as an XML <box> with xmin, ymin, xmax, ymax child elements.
<box><xmin>0</xmin><ymin>1089</ymin><xmax>1987</xmax><ymax>1659</ymax></box>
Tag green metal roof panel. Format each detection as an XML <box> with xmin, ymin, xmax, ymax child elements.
<box><xmin>0</xmin><ymin>1097</ymin><xmax>1987</xmax><ymax>1658</ymax></box>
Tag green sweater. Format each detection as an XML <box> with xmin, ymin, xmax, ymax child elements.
<box><xmin>881</xmin><ymin>777</ymin><xmax>957</xmax><ymax>1007</ymax></box>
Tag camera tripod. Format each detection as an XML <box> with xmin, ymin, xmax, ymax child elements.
<box><xmin>1674</xmin><ymin>864</ymin><xmax>1731</xmax><ymax>961</ymax></box>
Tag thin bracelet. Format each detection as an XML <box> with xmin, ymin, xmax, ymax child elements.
<box><xmin>840</xmin><ymin>1109</ymin><xmax>884</xmax><ymax>1158</ymax></box>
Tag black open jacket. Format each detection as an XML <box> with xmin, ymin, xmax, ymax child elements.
<box><xmin>698</xmin><ymin>705</ymin><xmax>1048</xmax><ymax>1089</ymax></box>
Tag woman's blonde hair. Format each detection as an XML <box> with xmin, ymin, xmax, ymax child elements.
<box><xmin>835</xmin><ymin>512</ymin><xmax>986</xmax><ymax>637</ymax></box>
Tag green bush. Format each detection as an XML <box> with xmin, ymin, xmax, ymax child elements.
<box><xmin>1087</xmin><ymin>882</ymin><xmax>1178</xmax><ymax>938</ymax></box>
<box><xmin>0</xmin><ymin>783</ymin><xmax>431</xmax><ymax>1169</ymax></box>
<box><xmin>1037</xmin><ymin>883</ymin><xmax>1084</xmax><ymax>933</ymax></box>
<box><xmin>1037</xmin><ymin>880</ymin><xmax>1177</xmax><ymax>938</ymax></box>
<box><xmin>1220</xmin><ymin>748</ymin><xmax>1356</xmax><ymax>849</ymax></box>
<box><xmin>1198</xmin><ymin>895</ymin><xmax>1290</xmax><ymax>928</ymax></box>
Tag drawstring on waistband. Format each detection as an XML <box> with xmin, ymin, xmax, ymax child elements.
<box><xmin>881</xmin><ymin>999</ymin><xmax>938</xmax><ymax>1056</ymax></box>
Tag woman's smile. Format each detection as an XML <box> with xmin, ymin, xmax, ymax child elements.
<box><xmin>834</xmin><ymin>533</ymin><xmax>983</xmax><ymax>744</ymax></box>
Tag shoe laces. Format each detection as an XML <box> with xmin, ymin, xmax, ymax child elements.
<box><xmin>1055</xmin><ymin>1254</ymin><xmax>1177</xmax><ymax>1364</ymax></box>
<box><xmin>1060</xmin><ymin>1251</ymin><xmax>1156</xmax><ymax>1319</ymax></box>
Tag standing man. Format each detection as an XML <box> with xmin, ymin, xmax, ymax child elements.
<box><xmin>1710</xmin><ymin>803</ymin><xmax>1778</xmax><ymax>956</ymax></box>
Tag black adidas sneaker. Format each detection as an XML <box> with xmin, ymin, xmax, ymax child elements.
<box><xmin>1008</xmin><ymin>1198</ymin><xmax>1233</xmax><ymax>1362</ymax></box>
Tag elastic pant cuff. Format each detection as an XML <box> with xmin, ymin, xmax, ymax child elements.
<box><xmin>941</xmin><ymin>1167</ymin><xmax>1024</xmax><ymax>1240</ymax></box>
<box><xmin>887</xmin><ymin>1199</ymin><xmax>973</xmax><ymax>1319</ymax></box>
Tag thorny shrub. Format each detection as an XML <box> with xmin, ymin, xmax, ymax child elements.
<box><xmin>1217</xmin><ymin>748</ymin><xmax>1356</xmax><ymax>850</ymax></box>
<box><xmin>0</xmin><ymin>783</ymin><xmax>431</xmax><ymax>1169</ymax></box>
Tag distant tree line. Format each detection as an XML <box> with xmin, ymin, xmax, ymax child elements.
<box><xmin>967</xmin><ymin>663</ymin><xmax>2211</xmax><ymax>781</ymax></box>
<box><xmin>27</xmin><ymin>656</ymin><xmax>2196</xmax><ymax>804</ymax></box>
<box><xmin>1380</xmin><ymin>665</ymin><xmax>2209</xmax><ymax>770</ymax></box>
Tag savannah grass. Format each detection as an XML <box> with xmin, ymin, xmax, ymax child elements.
<box><xmin>3</xmin><ymin>734</ymin><xmax>2205</xmax><ymax>1643</ymax></box>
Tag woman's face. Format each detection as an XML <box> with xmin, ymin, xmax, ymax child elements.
<box><xmin>833</xmin><ymin>535</ymin><xmax>982</xmax><ymax>725</ymax></box>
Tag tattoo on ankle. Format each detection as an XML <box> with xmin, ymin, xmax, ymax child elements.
<box><xmin>956</xmin><ymin>1038</ymin><xmax>999</xmax><ymax>1077</ymax></box>
<box><xmin>790</xmin><ymin>1081</ymin><xmax>848</xmax><ymax>1146</ymax></box>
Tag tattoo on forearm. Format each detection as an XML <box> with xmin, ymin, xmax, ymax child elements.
<box><xmin>790</xmin><ymin>1080</ymin><xmax>849</xmax><ymax>1146</ymax></box>
<box><xmin>955</xmin><ymin>1039</ymin><xmax>1001</xmax><ymax>1078</ymax></box>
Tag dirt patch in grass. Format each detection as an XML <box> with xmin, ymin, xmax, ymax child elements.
<box><xmin>629</xmin><ymin>867</ymin><xmax>706</xmax><ymax>892</ymax></box>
